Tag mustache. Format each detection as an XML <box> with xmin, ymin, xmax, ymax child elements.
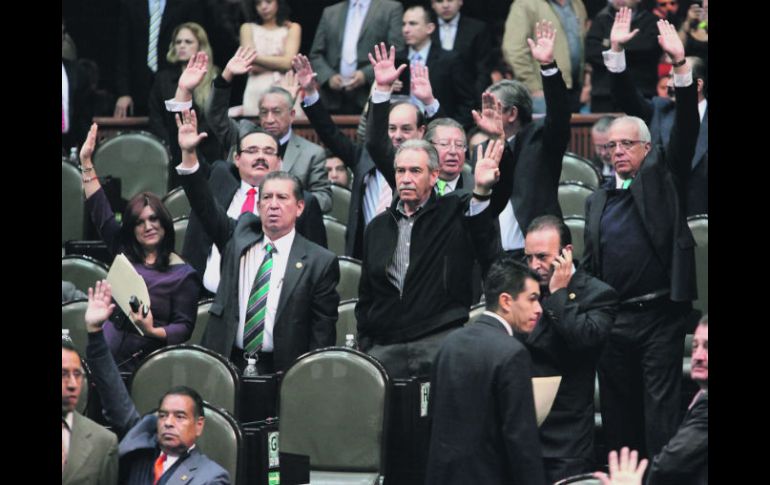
<box><xmin>398</xmin><ymin>184</ymin><xmax>416</xmax><ymax>191</ymax></box>
<box><xmin>252</xmin><ymin>160</ymin><xmax>270</xmax><ymax>169</ymax></box>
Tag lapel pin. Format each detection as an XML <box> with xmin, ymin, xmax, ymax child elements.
<box><xmin>569</xmin><ymin>293</ymin><xmax>576</xmax><ymax>300</ymax></box>
<box><xmin>181</xmin><ymin>475</ymin><xmax>188</xmax><ymax>481</ymax></box>
<box><xmin>296</xmin><ymin>262</ymin><xmax>303</xmax><ymax>269</ymax></box>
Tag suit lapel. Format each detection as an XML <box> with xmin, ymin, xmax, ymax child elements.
<box><xmin>692</xmin><ymin>108</ymin><xmax>708</xmax><ymax>168</ymax></box>
<box><xmin>63</xmin><ymin>413</ymin><xmax>94</xmax><ymax>482</ymax></box>
<box><xmin>275</xmin><ymin>236</ymin><xmax>308</xmax><ymax>323</ymax></box>
<box><xmin>167</xmin><ymin>449</ymin><xmax>201</xmax><ymax>484</ymax></box>
<box><xmin>281</xmin><ymin>135</ymin><xmax>301</xmax><ymax>175</ymax></box>
<box><xmin>334</xmin><ymin>1</ymin><xmax>351</xmax><ymax>48</ymax></box>
<box><xmin>359</xmin><ymin>0</ymin><xmax>380</xmax><ymax>40</ymax></box>
<box><xmin>587</xmin><ymin>189</ymin><xmax>608</xmax><ymax>273</ymax></box>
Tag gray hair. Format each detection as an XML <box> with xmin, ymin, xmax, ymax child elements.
<box><xmin>610</xmin><ymin>116</ymin><xmax>651</xmax><ymax>143</ymax></box>
<box><xmin>394</xmin><ymin>139</ymin><xmax>439</xmax><ymax>171</ymax></box>
<box><xmin>424</xmin><ymin>118</ymin><xmax>467</xmax><ymax>145</ymax></box>
<box><xmin>592</xmin><ymin>115</ymin><xmax>617</xmax><ymax>134</ymax></box>
<box><xmin>259</xmin><ymin>86</ymin><xmax>294</xmax><ymax>110</ymax></box>
<box><xmin>487</xmin><ymin>79</ymin><xmax>533</xmax><ymax>124</ymax></box>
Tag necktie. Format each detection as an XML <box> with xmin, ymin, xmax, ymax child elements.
<box><xmin>244</xmin><ymin>243</ymin><xmax>274</xmax><ymax>355</ymax></box>
<box><xmin>621</xmin><ymin>178</ymin><xmax>632</xmax><ymax>189</ymax></box>
<box><xmin>147</xmin><ymin>0</ymin><xmax>162</xmax><ymax>72</ymax></box>
<box><xmin>241</xmin><ymin>188</ymin><xmax>257</xmax><ymax>214</ymax></box>
<box><xmin>441</xmin><ymin>23</ymin><xmax>454</xmax><ymax>50</ymax></box>
<box><xmin>436</xmin><ymin>179</ymin><xmax>447</xmax><ymax>196</ymax></box>
<box><xmin>411</xmin><ymin>53</ymin><xmax>423</xmax><ymax>66</ymax></box>
<box><xmin>374</xmin><ymin>176</ymin><xmax>392</xmax><ymax>213</ymax></box>
<box><xmin>153</xmin><ymin>452</ymin><xmax>167</xmax><ymax>485</ymax></box>
<box><xmin>342</xmin><ymin>1</ymin><xmax>363</xmax><ymax>66</ymax></box>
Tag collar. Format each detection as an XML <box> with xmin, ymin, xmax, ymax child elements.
<box><xmin>349</xmin><ymin>0</ymin><xmax>371</xmax><ymax>9</ymax></box>
<box><xmin>408</xmin><ymin>40</ymin><xmax>432</xmax><ymax>62</ymax></box>
<box><xmin>240</xmin><ymin>179</ymin><xmax>258</xmax><ymax>195</ymax></box>
<box><xmin>279</xmin><ymin>128</ymin><xmax>292</xmax><ymax>146</ymax></box>
<box><xmin>395</xmin><ymin>195</ymin><xmax>430</xmax><ymax>217</ymax></box>
<box><xmin>164</xmin><ymin>443</ymin><xmax>196</xmax><ymax>460</ymax></box>
<box><xmin>437</xmin><ymin>174</ymin><xmax>460</xmax><ymax>191</ymax></box>
<box><xmin>614</xmin><ymin>173</ymin><xmax>631</xmax><ymax>190</ymax></box>
<box><xmin>63</xmin><ymin>412</ymin><xmax>74</xmax><ymax>430</ymax></box>
<box><xmin>264</xmin><ymin>228</ymin><xmax>296</xmax><ymax>255</ymax></box>
<box><xmin>438</xmin><ymin>14</ymin><xmax>460</xmax><ymax>29</ymax></box>
<box><xmin>483</xmin><ymin>311</ymin><xmax>513</xmax><ymax>336</ymax></box>
<box><xmin>698</xmin><ymin>98</ymin><xmax>707</xmax><ymax>122</ymax></box>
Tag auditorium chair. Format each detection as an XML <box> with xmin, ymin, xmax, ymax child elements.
<box><xmin>330</xmin><ymin>184</ymin><xmax>352</xmax><ymax>226</ymax></box>
<box><xmin>560</xmin><ymin>152</ymin><xmax>602</xmax><ymax>189</ymax></box>
<box><xmin>62</xmin><ymin>161</ymin><xmax>85</xmax><ymax>245</ymax></box>
<box><xmin>336</xmin><ymin>256</ymin><xmax>362</xmax><ymax>301</ymax></box>
<box><xmin>62</xmin><ymin>255</ymin><xmax>110</xmax><ymax>294</ymax></box>
<box><xmin>323</xmin><ymin>216</ymin><xmax>347</xmax><ymax>257</ymax></box>
<box><xmin>92</xmin><ymin>130</ymin><xmax>170</xmax><ymax>199</ymax></box>
<box><xmin>558</xmin><ymin>182</ymin><xmax>595</xmax><ymax>218</ymax></box>
<box><xmin>335</xmin><ymin>299</ymin><xmax>359</xmax><ymax>347</ymax></box>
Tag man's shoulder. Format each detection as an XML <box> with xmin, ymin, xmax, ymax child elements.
<box><xmin>293</xmin><ymin>233</ymin><xmax>338</xmax><ymax>264</ymax></box>
<box><xmin>73</xmin><ymin>412</ymin><xmax>118</xmax><ymax>445</ymax></box>
<box><xmin>459</xmin><ymin>14</ymin><xmax>486</xmax><ymax>33</ymax></box>
<box><xmin>187</xmin><ymin>448</ymin><xmax>231</xmax><ymax>482</ymax></box>
<box><xmin>291</xmin><ymin>133</ymin><xmax>325</xmax><ymax>154</ymax></box>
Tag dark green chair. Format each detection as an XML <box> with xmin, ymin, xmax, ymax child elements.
<box><xmin>324</xmin><ymin>215</ymin><xmax>347</xmax><ymax>257</ymax></box>
<box><xmin>62</xmin><ymin>255</ymin><xmax>110</xmax><ymax>295</ymax></box>
<box><xmin>558</xmin><ymin>182</ymin><xmax>594</xmax><ymax>218</ymax></box>
<box><xmin>162</xmin><ymin>186</ymin><xmax>191</xmax><ymax>219</ymax></box>
<box><xmin>337</xmin><ymin>256</ymin><xmax>362</xmax><ymax>301</ymax></box>
<box><xmin>188</xmin><ymin>298</ymin><xmax>214</xmax><ymax>346</ymax></box>
<box><xmin>195</xmin><ymin>403</ymin><xmax>244</xmax><ymax>485</ymax></box>
<box><xmin>560</xmin><ymin>152</ymin><xmax>602</xmax><ymax>189</ymax></box>
<box><xmin>62</xmin><ymin>162</ymin><xmax>85</xmax><ymax>245</ymax></box>
<box><xmin>687</xmin><ymin>215</ymin><xmax>708</xmax><ymax>316</ymax></box>
<box><xmin>564</xmin><ymin>216</ymin><xmax>586</xmax><ymax>262</ymax></box>
<box><xmin>92</xmin><ymin>131</ymin><xmax>170</xmax><ymax>199</ymax></box>
<box><xmin>173</xmin><ymin>216</ymin><xmax>189</xmax><ymax>256</ymax></box>
<box><xmin>62</xmin><ymin>299</ymin><xmax>89</xmax><ymax>355</ymax></box>
<box><xmin>330</xmin><ymin>184</ymin><xmax>352</xmax><ymax>227</ymax></box>
<box><xmin>335</xmin><ymin>298</ymin><xmax>359</xmax><ymax>347</ymax></box>
<box><xmin>279</xmin><ymin>348</ymin><xmax>390</xmax><ymax>484</ymax></box>
<box><xmin>129</xmin><ymin>345</ymin><xmax>240</xmax><ymax>418</ymax></box>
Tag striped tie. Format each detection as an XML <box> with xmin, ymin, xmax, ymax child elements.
<box><xmin>147</xmin><ymin>0</ymin><xmax>162</xmax><ymax>72</ymax></box>
<box><xmin>436</xmin><ymin>179</ymin><xmax>447</xmax><ymax>196</ymax></box>
<box><xmin>244</xmin><ymin>243</ymin><xmax>274</xmax><ymax>355</ymax></box>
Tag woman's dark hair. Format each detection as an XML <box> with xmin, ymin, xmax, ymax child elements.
<box><xmin>250</xmin><ymin>0</ymin><xmax>292</xmax><ymax>25</ymax></box>
<box><xmin>119</xmin><ymin>192</ymin><xmax>175</xmax><ymax>270</ymax></box>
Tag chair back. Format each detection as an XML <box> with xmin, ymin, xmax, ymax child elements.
<box><xmin>62</xmin><ymin>162</ymin><xmax>85</xmax><ymax>245</ymax></box>
<box><xmin>129</xmin><ymin>344</ymin><xmax>240</xmax><ymax>417</ymax></box>
<box><xmin>337</xmin><ymin>256</ymin><xmax>362</xmax><ymax>301</ymax></box>
<box><xmin>687</xmin><ymin>215</ymin><xmax>708</xmax><ymax>316</ymax></box>
<box><xmin>279</xmin><ymin>348</ymin><xmax>389</xmax><ymax>476</ymax></box>
<box><xmin>162</xmin><ymin>187</ymin><xmax>191</xmax><ymax>219</ymax></box>
<box><xmin>564</xmin><ymin>216</ymin><xmax>586</xmax><ymax>262</ymax></box>
<box><xmin>195</xmin><ymin>403</ymin><xmax>244</xmax><ymax>485</ymax></box>
<box><xmin>558</xmin><ymin>182</ymin><xmax>594</xmax><ymax>218</ymax></box>
<box><xmin>188</xmin><ymin>298</ymin><xmax>214</xmax><ymax>346</ymax></box>
<box><xmin>93</xmin><ymin>131</ymin><xmax>170</xmax><ymax>199</ymax></box>
<box><xmin>173</xmin><ymin>216</ymin><xmax>189</xmax><ymax>256</ymax></box>
<box><xmin>62</xmin><ymin>299</ymin><xmax>89</xmax><ymax>355</ymax></box>
<box><xmin>62</xmin><ymin>255</ymin><xmax>110</xmax><ymax>294</ymax></box>
<box><xmin>560</xmin><ymin>152</ymin><xmax>602</xmax><ymax>189</ymax></box>
<box><xmin>335</xmin><ymin>299</ymin><xmax>359</xmax><ymax>347</ymax></box>
<box><xmin>323</xmin><ymin>216</ymin><xmax>347</xmax><ymax>257</ymax></box>
<box><xmin>330</xmin><ymin>185</ymin><xmax>352</xmax><ymax>226</ymax></box>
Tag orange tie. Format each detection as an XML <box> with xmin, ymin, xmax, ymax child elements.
<box><xmin>153</xmin><ymin>452</ymin><xmax>167</xmax><ymax>485</ymax></box>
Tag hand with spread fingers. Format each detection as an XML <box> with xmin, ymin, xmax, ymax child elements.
<box><xmin>594</xmin><ymin>447</ymin><xmax>649</xmax><ymax>485</ymax></box>
<box><xmin>175</xmin><ymin>108</ymin><xmax>208</xmax><ymax>154</ymax></box>
<box><xmin>275</xmin><ymin>69</ymin><xmax>302</xmax><ymax>102</ymax></box>
<box><xmin>473</xmin><ymin>138</ymin><xmax>504</xmax><ymax>194</ymax></box>
<box><xmin>292</xmin><ymin>54</ymin><xmax>318</xmax><ymax>96</ymax></box>
<box><xmin>85</xmin><ymin>280</ymin><xmax>117</xmax><ymax>334</ymax></box>
<box><xmin>410</xmin><ymin>62</ymin><xmax>435</xmax><ymax>106</ymax></box>
<box><xmin>657</xmin><ymin>19</ymin><xmax>686</xmax><ymax>71</ymax></box>
<box><xmin>223</xmin><ymin>46</ymin><xmax>258</xmax><ymax>82</ymax></box>
<box><xmin>549</xmin><ymin>247</ymin><xmax>573</xmax><ymax>294</ymax></box>
<box><xmin>368</xmin><ymin>42</ymin><xmax>407</xmax><ymax>91</ymax></box>
<box><xmin>527</xmin><ymin>20</ymin><xmax>557</xmax><ymax>65</ymax></box>
<box><xmin>610</xmin><ymin>7</ymin><xmax>640</xmax><ymax>52</ymax></box>
<box><xmin>472</xmin><ymin>92</ymin><xmax>505</xmax><ymax>139</ymax></box>
<box><xmin>178</xmin><ymin>51</ymin><xmax>209</xmax><ymax>93</ymax></box>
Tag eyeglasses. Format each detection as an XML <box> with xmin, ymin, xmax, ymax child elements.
<box><xmin>259</xmin><ymin>108</ymin><xmax>286</xmax><ymax>117</ymax></box>
<box><xmin>603</xmin><ymin>140</ymin><xmax>645</xmax><ymax>151</ymax></box>
<box><xmin>240</xmin><ymin>146</ymin><xmax>278</xmax><ymax>156</ymax></box>
<box><xmin>656</xmin><ymin>1</ymin><xmax>678</xmax><ymax>6</ymax></box>
<box><xmin>431</xmin><ymin>140</ymin><xmax>467</xmax><ymax>151</ymax></box>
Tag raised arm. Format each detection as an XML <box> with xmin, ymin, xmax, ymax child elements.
<box><xmin>607</xmin><ymin>7</ymin><xmax>654</xmax><ymax>123</ymax></box>
<box><xmin>205</xmin><ymin>47</ymin><xmax>258</xmax><ymax>149</ymax></box>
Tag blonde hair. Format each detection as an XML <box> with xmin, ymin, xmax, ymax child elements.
<box><xmin>166</xmin><ymin>22</ymin><xmax>220</xmax><ymax>108</ymax></box>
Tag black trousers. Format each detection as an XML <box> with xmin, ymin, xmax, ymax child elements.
<box><xmin>597</xmin><ymin>301</ymin><xmax>688</xmax><ymax>459</ymax></box>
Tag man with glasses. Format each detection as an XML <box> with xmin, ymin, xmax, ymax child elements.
<box><xmin>424</xmin><ymin>118</ymin><xmax>474</xmax><ymax>194</ymax></box>
<box><xmin>590</xmin><ymin>115</ymin><xmax>617</xmax><ymax>183</ymax></box>
<box><xmin>583</xmin><ymin>18</ymin><xmax>699</xmax><ymax>461</ymax></box>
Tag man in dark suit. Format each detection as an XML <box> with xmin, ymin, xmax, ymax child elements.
<box><xmin>583</xmin><ymin>16</ymin><xmax>699</xmax><ymax>460</ymax></box>
<box><xmin>425</xmin><ymin>257</ymin><xmax>546</xmax><ymax>485</ymax></box>
<box><xmin>84</xmin><ymin>281</ymin><xmax>230</xmax><ymax>484</ymax></box>
<box><xmin>519</xmin><ymin>216</ymin><xmax>618</xmax><ymax>483</ymax></box>
<box><xmin>309</xmin><ymin>0</ymin><xmax>404</xmax><ymax>114</ymax></box>
<box><xmin>292</xmin><ymin>53</ymin><xmax>429</xmax><ymax>259</ymax></box>
<box><xmin>396</xmin><ymin>4</ymin><xmax>475</xmax><ymax>127</ymax></box>
<box><xmin>607</xmin><ymin>8</ymin><xmax>708</xmax><ymax>216</ymax></box>
<box><xmin>430</xmin><ymin>0</ymin><xmax>493</xmax><ymax>104</ymax></box>
<box><xmin>176</xmin><ymin>109</ymin><xmax>340</xmax><ymax>373</ymax></box>
<box><xmin>62</xmin><ymin>340</ymin><xmax>118</xmax><ymax>485</ymax></box>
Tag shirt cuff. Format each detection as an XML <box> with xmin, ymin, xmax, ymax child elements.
<box><xmin>371</xmin><ymin>89</ymin><xmax>392</xmax><ymax>104</ymax></box>
<box><xmin>165</xmin><ymin>98</ymin><xmax>193</xmax><ymax>112</ymax></box>
<box><xmin>673</xmin><ymin>69</ymin><xmax>693</xmax><ymax>87</ymax></box>
<box><xmin>467</xmin><ymin>198</ymin><xmax>490</xmax><ymax>215</ymax></box>
<box><xmin>541</xmin><ymin>67</ymin><xmax>559</xmax><ymax>77</ymax></box>
<box><xmin>602</xmin><ymin>49</ymin><xmax>627</xmax><ymax>73</ymax></box>
<box><xmin>303</xmin><ymin>90</ymin><xmax>320</xmax><ymax>107</ymax></box>
<box><xmin>175</xmin><ymin>162</ymin><xmax>200</xmax><ymax>175</ymax></box>
<box><xmin>424</xmin><ymin>98</ymin><xmax>440</xmax><ymax>118</ymax></box>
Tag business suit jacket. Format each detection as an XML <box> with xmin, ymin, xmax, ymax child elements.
<box><xmin>309</xmin><ymin>0</ymin><xmax>405</xmax><ymax>112</ymax></box>
<box><xmin>396</xmin><ymin>45</ymin><xmax>476</xmax><ymax>127</ymax></box>
<box><xmin>516</xmin><ymin>271</ymin><xmax>618</xmax><ymax>469</ymax></box>
<box><xmin>182</xmin><ymin>160</ymin><xmax>327</xmax><ymax>278</ymax></box>
<box><xmin>62</xmin><ymin>59</ymin><xmax>93</xmax><ymax>153</ymax></box>
<box><xmin>86</xmin><ymin>331</ymin><xmax>230</xmax><ymax>484</ymax></box>
<box><xmin>430</xmin><ymin>14</ymin><xmax>494</xmax><ymax>103</ymax></box>
<box><xmin>180</xmin><ymin>167</ymin><xmax>340</xmax><ymax>372</ymax></box>
<box><xmin>609</xmin><ymin>66</ymin><xmax>708</xmax><ymax>216</ymax></box>
<box><xmin>205</xmin><ymin>76</ymin><xmax>333</xmax><ymax>212</ymax></box>
<box><xmin>63</xmin><ymin>412</ymin><xmax>119</xmax><ymax>485</ymax></box>
<box><xmin>584</xmin><ymin>72</ymin><xmax>700</xmax><ymax>303</ymax></box>
<box><xmin>647</xmin><ymin>391</ymin><xmax>708</xmax><ymax>485</ymax></box>
<box><xmin>426</xmin><ymin>314</ymin><xmax>547</xmax><ymax>485</ymax></box>
<box><xmin>303</xmin><ymin>95</ymin><xmax>378</xmax><ymax>259</ymax></box>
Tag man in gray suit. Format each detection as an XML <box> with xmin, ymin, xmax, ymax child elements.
<box><xmin>62</xmin><ymin>340</ymin><xmax>118</xmax><ymax>485</ymax></box>
<box><xmin>84</xmin><ymin>281</ymin><xmax>230</xmax><ymax>484</ymax></box>
<box><xmin>309</xmin><ymin>0</ymin><xmax>404</xmax><ymax>114</ymax></box>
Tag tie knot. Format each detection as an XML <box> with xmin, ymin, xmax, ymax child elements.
<box><xmin>158</xmin><ymin>452</ymin><xmax>167</xmax><ymax>464</ymax></box>
<box><xmin>436</xmin><ymin>179</ymin><xmax>447</xmax><ymax>196</ymax></box>
<box><xmin>265</xmin><ymin>242</ymin><xmax>275</xmax><ymax>254</ymax></box>
<box><xmin>248</xmin><ymin>188</ymin><xmax>257</xmax><ymax>196</ymax></box>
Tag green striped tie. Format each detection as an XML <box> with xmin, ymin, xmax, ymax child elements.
<box><xmin>436</xmin><ymin>179</ymin><xmax>447</xmax><ymax>196</ymax></box>
<box><xmin>147</xmin><ymin>0</ymin><xmax>162</xmax><ymax>72</ymax></box>
<box><xmin>244</xmin><ymin>243</ymin><xmax>274</xmax><ymax>355</ymax></box>
<box><xmin>621</xmin><ymin>178</ymin><xmax>632</xmax><ymax>190</ymax></box>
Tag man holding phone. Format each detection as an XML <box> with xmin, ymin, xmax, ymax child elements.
<box><xmin>517</xmin><ymin>215</ymin><xmax>619</xmax><ymax>482</ymax></box>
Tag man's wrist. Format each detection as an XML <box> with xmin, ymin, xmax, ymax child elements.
<box><xmin>473</xmin><ymin>187</ymin><xmax>492</xmax><ymax>198</ymax></box>
<box><xmin>221</xmin><ymin>69</ymin><xmax>234</xmax><ymax>83</ymax></box>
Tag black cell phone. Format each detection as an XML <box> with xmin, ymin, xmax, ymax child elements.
<box><xmin>129</xmin><ymin>295</ymin><xmax>141</xmax><ymax>313</ymax></box>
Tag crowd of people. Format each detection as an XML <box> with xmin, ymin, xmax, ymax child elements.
<box><xmin>62</xmin><ymin>1</ymin><xmax>708</xmax><ymax>484</ymax></box>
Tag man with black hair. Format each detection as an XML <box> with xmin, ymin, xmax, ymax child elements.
<box><xmin>426</xmin><ymin>256</ymin><xmax>546</xmax><ymax>485</ymax></box>
<box><xmin>84</xmin><ymin>280</ymin><xmax>230</xmax><ymax>484</ymax></box>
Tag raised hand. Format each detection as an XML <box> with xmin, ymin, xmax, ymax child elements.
<box><xmin>275</xmin><ymin>69</ymin><xmax>302</xmax><ymax>102</ymax></box>
<box><xmin>471</xmin><ymin>92</ymin><xmax>505</xmax><ymax>139</ymax></box>
<box><xmin>549</xmin><ymin>247</ymin><xmax>574</xmax><ymax>293</ymax></box>
<box><xmin>527</xmin><ymin>20</ymin><xmax>557</xmax><ymax>65</ymax></box>
<box><xmin>291</xmin><ymin>54</ymin><xmax>317</xmax><ymax>92</ymax></box>
<box><xmin>410</xmin><ymin>62</ymin><xmax>435</xmax><ymax>105</ymax></box>
<box><xmin>178</xmin><ymin>51</ymin><xmax>208</xmax><ymax>93</ymax></box>
<box><xmin>368</xmin><ymin>42</ymin><xmax>407</xmax><ymax>90</ymax></box>
<box><xmin>657</xmin><ymin>19</ymin><xmax>685</xmax><ymax>65</ymax></box>
<box><xmin>474</xmin><ymin>138</ymin><xmax>505</xmax><ymax>192</ymax></box>
<box><xmin>79</xmin><ymin>123</ymin><xmax>99</xmax><ymax>164</ymax></box>
<box><xmin>610</xmin><ymin>7</ymin><xmax>639</xmax><ymax>51</ymax></box>
<box><xmin>594</xmin><ymin>447</ymin><xmax>648</xmax><ymax>485</ymax></box>
<box><xmin>175</xmin><ymin>109</ymin><xmax>208</xmax><ymax>152</ymax></box>
<box><xmin>85</xmin><ymin>280</ymin><xmax>116</xmax><ymax>333</ymax></box>
<box><xmin>224</xmin><ymin>46</ymin><xmax>258</xmax><ymax>81</ymax></box>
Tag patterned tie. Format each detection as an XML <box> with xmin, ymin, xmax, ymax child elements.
<box><xmin>147</xmin><ymin>0</ymin><xmax>162</xmax><ymax>72</ymax></box>
<box><xmin>153</xmin><ymin>452</ymin><xmax>167</xmax><ymax>485</ymax></box>
<box><xmin>241</xmin><ymin>188</ymin><xmax>257</xmax><ymax>214</ymax></box>
<box><xmin>436</xmin><ymin>179</ymin><xmax>447</xmax><ymax>196</ymax></box>
<box><xmin>244</xmin><ymin>243</ymin><xmax>275</xmax><ymax>355</ymax></box>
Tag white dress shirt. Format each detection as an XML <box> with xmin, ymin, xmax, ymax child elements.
<box><xmin>483</xmin><ymin>310</ymin><xmax>514</xmax><ymax>336</ymax></box>
<box><xmin>61</xmin><ymin>63</ymin><xmax>70</xmax><ymax>133</ymax></box>
<box><xmin>438</xmin><ymin>14</ymin><xmax>460</xmax><ymax>50</ymax></box>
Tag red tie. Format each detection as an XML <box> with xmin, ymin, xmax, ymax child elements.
<box><xmin>241</xmin><ymin>188</ymin><xmax>257</xmax><ymax>214</ymax></box>
<box><xmin>153</xmin><ymin>452</ymin><xmax>167</xmax><ymax>485</ymax></box>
